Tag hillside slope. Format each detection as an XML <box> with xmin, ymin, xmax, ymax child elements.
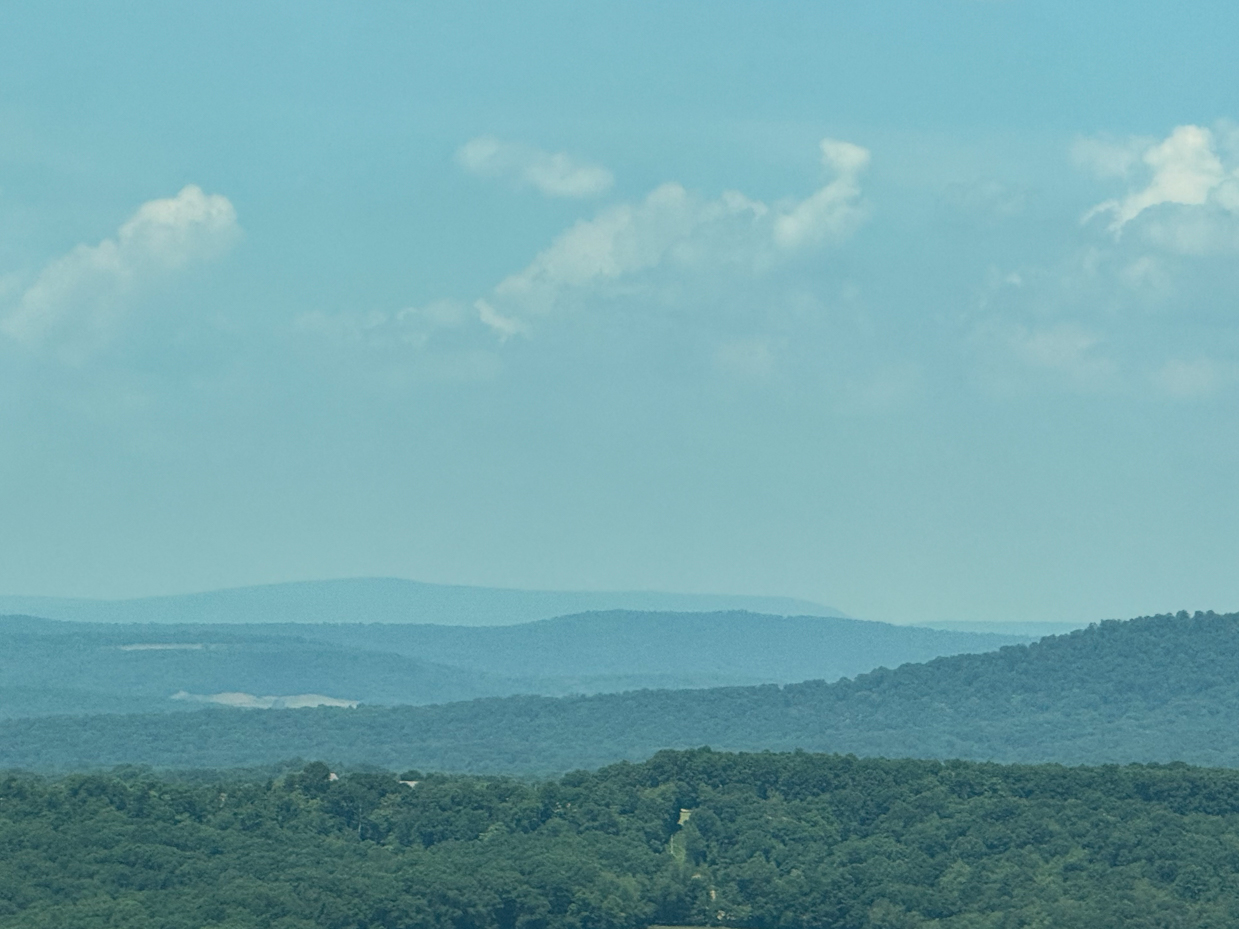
<box><xmin>0</xmin><ymin>611</ymin><xmax>1234</xmax><ymax>772</ymax></box>
<box><xmin>4</xmin><ymin>750</ymin><xmax>1239</xmax><ymax>929</ymax></box>
<box><xmin>0</xmin><ymin>611</ymin><xmax>1023</xmax><ymax>717</ymax></box>
<box><xmin>256</xmin><ymin>610</ymin><xmax>1029</xmax><ymax>683</ymax></box>
<box><xmin>0</xmin><ymin>578</ymin><xmax>843</xmax><ymax>626</ymax></box>
<box><xmin>0</xmin><ymin>616</ymin><xmax>508</xmax><ymax>717</ymax></box>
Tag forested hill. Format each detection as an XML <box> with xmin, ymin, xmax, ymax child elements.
<box><xmin>0</xmin><ymin>611</ymin><xmax>1024</xmax><ymax>718</ymax></box>
<box><xmin>3</xmin><ymin>611</ymin><xmax>1237</xmax><ymax>773</ymax></box>
<box><xmin>258</xmin><ymin>610</ymin><xmax>1029</xmax><ymax>683</ymax></box>
<box><xmin>5</xmin><ymin>750</ymin><xmax>1239</xmax><ymax>928</ymax></box>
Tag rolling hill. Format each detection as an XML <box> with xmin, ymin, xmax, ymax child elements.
<box><xmin>0</xmin><ymin>610</ymin><xmax>1025</xmax><ymax>717</ymax></box>
<box><xmin>0</xmin><ymin>615</ymin><xmax>505</xmax><ymax>717</ymax></box>
<box><xmin>0</xmin><ymin>610</ymin><xmax>1232</xmax><ymax>772</ymax></box>
<box><xmin>0</xmin><ymin>577</ymin><xmax>844</xmax><ymax>626</ymax></box>
<box><xmin>246</xmin><ymin>610</ymin><xmax>1029</xmax><ymax>683</ymax></box>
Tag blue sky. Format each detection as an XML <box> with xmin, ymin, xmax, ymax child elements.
<box><xmin>3</xmin><ymin>1</ymin><xmax>1239</xmax><ymax>624</ymax></box>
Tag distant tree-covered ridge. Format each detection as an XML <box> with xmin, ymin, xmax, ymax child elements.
<box><xmin>0</xmin><ymin>610</ymin><xmax>1025</xmax><ymax>718</ymax></box>
<box><xmin>3</xmin><ymin>750</ymin><xmax>1239</xmax><ymax>928</ymax></box>
<box><xmin>0</xmin><ymin>577</ymin><xmax>845</xmax><ymax>627</ymax></box>
<box><xmin>1</xmin><ymin>611</ymin><xmax>1236</xmax><ymax>773</ymax></box>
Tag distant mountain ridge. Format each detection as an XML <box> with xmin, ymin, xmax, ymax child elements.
<box><xmin>916</xmin><ymin>620</ymin><xmax>1089</xmax><ymax>637</ymax></box>
<box><xmin>0</xmin><ymin>615</ymin><xmax>504</xmax><ymax>718</ymax></box>
<box><xmin>0</xmin><ymin>577</ymin><xmax>845</xmax><ymax>626</ymax></box>
<box><xmin>280</xmin><ymin>610</ymin><xmax>1029</xmax><ymax>681</ymax></box>
<box><xmin>0</xmin><ymin>610</ymin><xmax>1025</xmax><ymax>718</ymax></box>
<box><xmin>2</xmin><ymin>610</ymin><xmax>1236</xmax><ymax>773</ymax></box>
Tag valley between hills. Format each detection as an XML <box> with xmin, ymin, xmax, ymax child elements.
<box><xmin>3</xmin><ymin>582</ymin><xmax>1236</xmax><ymax>929</ymax></box>
<box><xmin>0</xmin><ymin>581</ymin><xmax>1229</xmax><ymax>774</ymax></box>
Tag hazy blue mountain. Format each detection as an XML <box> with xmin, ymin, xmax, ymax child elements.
<box><xmin>2</xmin><ymin>611</ymin><xmax>1234</xmax><ymax>773</ymax></box>
<box><xmin>275</xmin><ymin>610</ymin><xmax>1030</xmax><ymax>682</ymax></box>
<box><xmin>0</xmin><ymin>578</ymin><xmax>844</xmax><ymax>626</ymax></box>
<box><xmin>0</xmin><ymin>610</ymin><xmax>1025</xmax><ymax>718</ymax></box>
<box><xmin>0</xmin><ymin>615</ymin><xmax>507</xmax><ymax>717</ymax></box>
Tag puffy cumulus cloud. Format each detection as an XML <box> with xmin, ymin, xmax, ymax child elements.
<box><xmin>1</xmin><ymin>185</ymin><xmax>239</xmax><ymax>360</ymax></box>
<box><xmin>488</xmin><ymin>183</ymin><xmax>764</xmax><ymax>319</ymax></box>
<box><xmin>303</xmin><ymin>137</ymin><xmax>869</xmax><ymax>359</ymax></box>
<box><xmin>960</xmin><ymin>124</ymin><xmax>1239</xmax><ymax>396</ymax></box>
<box><xmin>457</xmin><ymin>136</ymin><xmax>614</xmax><ymax>198</ymax></box>
<box><xmin>773</xmin><ymin>139</ymin><xmax>870</xmax><ymax>248</ymax></box>
<box><xmin>1082</xmin><ymin>125</ymin><xmax>1239</xmax><ymax>244</ymax></box>
<box><xmin>485</xmin><ymin>137</ymin><xmax>869</xmax><ymax>328</ymax></box>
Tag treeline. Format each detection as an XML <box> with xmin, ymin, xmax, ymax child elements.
<box><xmin>4</xmin><ymin>750</ymin><xmax>1239</xmax><ymax>928</ymax></box>
<box><xmin>2</xmin><ymin>611</ymin><xmax>1238</xmax><ymax>773</ymax></box>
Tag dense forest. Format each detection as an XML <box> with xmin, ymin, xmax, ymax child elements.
<box><xmin>0</xmin><ymin>611</ymin><xmax>1022</xmax><ymax>718</ymax></box>
<box><xmin>4</xmin><ymin>749</ymin><xmax>1239</xmax><ymax>928</ymax></box>
<box><xmin>2</xmin><ymin>611</ymin><xmax>1235</xmax><ymax>773</ymax></box>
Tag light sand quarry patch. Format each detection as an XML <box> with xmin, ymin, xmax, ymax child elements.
<box><xmin>171</xmin><ymin>691</ymin><xmax>358</xmax><ymax>709</ymax></box>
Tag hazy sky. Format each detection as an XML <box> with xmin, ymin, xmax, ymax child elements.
<box><xmin>3</xmin><ymin>1</ymin><xmax>1238</xmax><ymax>624</ymax></box>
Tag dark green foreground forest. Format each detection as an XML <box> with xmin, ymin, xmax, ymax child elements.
<box><xmin>4</xmin><ymin>749</ymin><xmax>1239</xmax><ymax>929</ymax></box>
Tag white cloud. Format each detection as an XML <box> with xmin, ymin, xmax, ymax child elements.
<box><xmin>491</xmin><ymin>182</ymin><xmax>745</xmax><ymax>315</ymax></box>
<box><xmin>488</xmin><ymin>138</ymin><xmax>868</xmax><ymax>323</ymax></box>
<box><xmin>457</xmin><ymin>136</ymin><xmax>614</xmax><ymax>198</ymax></box>
<box><xmin>1151</xmin><ymin>357</ymin><xmax>1233</xmax><ymax>399</ymax></box>
<box><xmin>303</xmin><ymin>137</ymin><xmax>870</xmax><ymax>367</ymax></box>
<box><xmin>474</xmin><ymin>299</ymin><xmax>528</xmax><ymax>340</ymax></box>
<box><xmin>1082</xmin><ymin>125</ymin><xmax>1239</xmax><ymax>238</ymax></box>
<box><xmin>171</xmin><ymin>690</ymin><xmax>358</xmax><ymax>709</ymax></box>
<box><xmin>1</xmin><ymin>185</ymin><xmax>239</xmax><ymax>359</ymax></box>
<box><xmin>773</xmin><ymin>139</ymin><xmax>870</xmax><ymax>248</ymax></box>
